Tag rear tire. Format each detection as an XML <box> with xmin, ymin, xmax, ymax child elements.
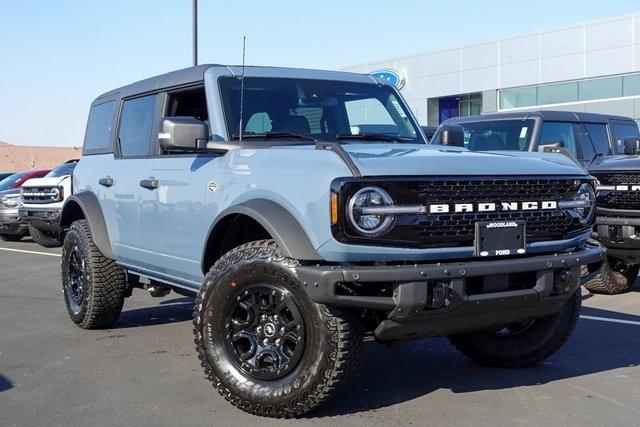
<box><xmin>449</xmin><ymin>288</ymin><xmax>581</xmax><ymax>368</ymax></box>
<box><xmin>61</xmin><ymin>219</ymin><xmax>127</xmax><ymax>329</ymax></box>
<box><xmin>29</xmin><ymin>225</ymin><xmax>62</xmax><ymax>248</ymax></box>
<box><xmin>583</xmin><ymin>255</ymin><xmax>638</xmax><ymax>295</ymax></box>
<box><xmin>193</xmin><ymin>240</ymin><xmax>363</xmax><ymax>418</ymax></box>
<box><xmin>0</xmin><ymin>233</ymin><xmax>24</xmax><ymax>242</ymax></box>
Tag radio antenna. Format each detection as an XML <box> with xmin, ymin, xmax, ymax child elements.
<box><xmin>238</xmin><ymin>36</ymin><xmax>246</xmax><ymax>142</ymax></box>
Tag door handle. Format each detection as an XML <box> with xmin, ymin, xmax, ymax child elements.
<box><xmin>139</xmin><ymin>179</ymin><xmax>159</xmax><ymax>190</ymax></box>
<box><xmin>99</xmin><ymin>177</ymin><xmax>114</xmax><ymax>187</ymax></box>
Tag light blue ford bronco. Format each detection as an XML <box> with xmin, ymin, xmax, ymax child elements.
<box><xmin>60</xmin><ymin>64</ymin><xmax>604</xmax><ymax>418</ymax></box>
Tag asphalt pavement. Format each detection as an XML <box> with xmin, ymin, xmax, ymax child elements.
<box><xmin>1</xmin><ymin>239</ymin><xmax>639</xmax><ymax>426</ymax></box>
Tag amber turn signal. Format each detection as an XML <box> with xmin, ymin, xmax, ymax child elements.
<box><xmin>331</xmin><ymin>192</ymin><xmax>339</xmax><ymax>225</ymax></box>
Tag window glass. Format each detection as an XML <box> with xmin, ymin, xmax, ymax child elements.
<box><xmin>579</xmin><ymin>77</ymin><xmax>622</xmax><ymax>101</ymax></box>
<box><xmin>612</xmin><ymin>121</ymin><xmax>640</xmax><ymax>153</ymax></box>
<box><xmin>539</xmin><ymin>121</ymin><xmax>578</xmax><ymax>156</ymax></box>
<box><xmin>166</xmin><ymin>88</ymin><xmax>208</xmax><ymax>122</ymax></box>
<box><xmin>623</xmin><ymin>74</ymin><xmax>640</xmax><ymax>97</ymax></box>
<box><xmin>245</xmin><ymin>112</ymin><xmax>272</xmax><ymax>133</ymax></box>
<box><xmin>118</xmin><ymin>95</ymin><xmax>156</xmax><ymax>157</ymax></box>
<box><xmin>84</xmin><ymin>101</ymin><xmax>115</xmax><ymax>152</ymax></box>
<box><xmin>219</xmin><ymin>77</ymin><xmax>423</xmax><ymax>143</ymax></box>
<box><xmin>433</xmin><ymin>119</ymin><xmax>534</xmax><ymax>151</ymax></box>
<box><xmin>500</xmin><ymin>87</ymin><xmax>537</xmax><ymax>109</ymax></box>
<box><xmin>583</xmin><ymin>123</ymin><xmax>610</xmax><ymax>156</ymax></box>
<box><xmin>538</xmin><ymin>82</ymin><xmax>578</xmax><ymax>105</ymax></box>
<box><xmin>0</xmin><ymin>173</ymin><xmax>27</xmax><ymax>191</ymax></box>
<box><xmin>45</xmin><ymin>162</ymin><xmax>77</xmax><ymax>178</ymax></box>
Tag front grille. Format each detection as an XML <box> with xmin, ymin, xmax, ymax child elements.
<box><xmin>592</xmin><ymin>173</ymin><xmax>640</xmax><ymax>210</ymax></box>
<box><xmin>334</xmin><ymin>176</ymin><xmax>590</xmax><ymax>248</ymax></box>
<box><xmin>22</xmin><ymin>187</ymin><xmax>60</xmax><ymax>204</ymax></box>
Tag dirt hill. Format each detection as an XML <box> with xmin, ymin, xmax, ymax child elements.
<box><xmin>0</xmin><ymin>141</ymin><xmax>81</xmax><ymax>172</ymax></box>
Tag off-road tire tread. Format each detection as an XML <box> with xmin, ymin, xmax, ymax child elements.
<box><xmin>29</xmin><ymin>225</ymin><xmax>62</xmax><ymax>248</ymax></box>
<box><xmin>193</xmin><ymin>239</ymin><xmax>363</xmax><ymax>418</ymax></box>
<box><xmin>584</xmin><ymin>256</ymin><xmax>638</xmax><ymax>295</ymax></box>
<box><xmin>63</xmin><ymin>220</ymin><xmax>126</xmax><ymax>329</ymax></box>
<box><xmin>449</xmin><ymin>289</ymin><xmax>581</xmax><ymax>368</ymax></box>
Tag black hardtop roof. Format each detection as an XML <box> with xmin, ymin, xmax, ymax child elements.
<box><xmin>443</xmin><ymin>110</ymin><xmax>635</xmax><ymax>125</ymax></box>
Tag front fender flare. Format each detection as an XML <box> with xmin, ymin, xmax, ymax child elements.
<box><xmin>60</xmin><ymin>192</ymin><xmax>113</xmax><ymax>259</ymax></box>
<box><xmin>202</xmin><ymin>199</ymin><xmax>322</xmax><ymax>269</ymax></box>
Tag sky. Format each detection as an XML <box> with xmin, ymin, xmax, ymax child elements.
<box><xmin>1</xmin><ymin>0</ymin><xmax>639</xmax><ymax>147</ymax></box>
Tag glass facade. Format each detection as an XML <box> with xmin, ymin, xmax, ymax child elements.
<box><xmin>499</xmin><ymin>72</ymin><xmax>640</xmax><ymax>110</ymax></box>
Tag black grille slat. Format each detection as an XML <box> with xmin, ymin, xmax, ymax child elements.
<box><xmin>593</xmin><ymin>173</ymin><xmax>640</xmax><ymax>210</ymax></box>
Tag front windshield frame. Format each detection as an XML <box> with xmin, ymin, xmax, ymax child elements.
<box><xmin>218</xmin><ymin>76</ymin><xmax>425</xmax><ymax>145</ymax></box>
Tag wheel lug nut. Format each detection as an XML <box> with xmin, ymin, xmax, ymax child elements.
<box><xmin>262</xmin><ymin>339</ymin><xmax>269</xmax><ymax>346</ymax></box>
<box><xmin>275</xmin><ymin>338</ymin><xmax>281</xmax><ymax>346</ymax></box>
<box><xmin>260</xmin><ymin>315</ymin><xmax>267</xmax><ymax>321</ymax></box>
<box><xmin>280</xmin><ymin>327</ymin><xmax>286</xmax><ymax>334</ymax></box>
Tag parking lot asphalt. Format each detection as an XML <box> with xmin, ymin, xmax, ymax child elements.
<box><xmin>0</xmin><ymin>240</ymin><xmax>639</xmax><ymax>427</ymax></box>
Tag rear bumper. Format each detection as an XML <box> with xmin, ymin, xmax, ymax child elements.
<box><xmin>18</xmin><ymin>207</ymin><xmax>62</xmax><ymax>234</ymax></box>
<box><xmin>296</xmin><ymin>245</ymin><xmax>604</xmax><ymax>342</ymax></box>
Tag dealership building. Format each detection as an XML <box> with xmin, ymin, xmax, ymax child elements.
<box><xmin>343</xmin><ymin>13</ymin><xmax>640</xmax><ymax>127</ymax></box>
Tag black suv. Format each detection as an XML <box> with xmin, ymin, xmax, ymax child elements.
<box><xmin>432</xmin><ymin>110</ymin><xmax>640</xmax><ymax>294</ymax></box>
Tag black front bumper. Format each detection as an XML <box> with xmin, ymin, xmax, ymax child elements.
<box><xmin>296</xmin><ymin>245</ymin><xmax>604</xmax><ymax>342</ymax></box>
<box><xmin>594</xmin><ymin>209</ymin><xmax>640</xmax><ymax>262</ymax></box>
<box><xmin>0</xmin><ymin>213</ymin><xmax>28</xmax><ymax>236</ymax></box>
<box><xmin>18</xmin><ymin>208</ymin><xmax>61</xmax><ymax>234</ymax></box>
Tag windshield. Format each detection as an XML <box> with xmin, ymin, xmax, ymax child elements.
<box><xmin>46</xmin><ymin>162</ymin><xmax>77</xmax><ymax>178</ymax></box>
<box><xmin>432</xmin><ymin>119</ymin><xmax>535</xmax><ymax>151</ymax></box>
<box><xmin>0</xmin><ymin>173</ymin><xmax>27</xmax><ymax>191</ymax></box>
<box><xmin>219</xmin><ymin>77</ymin><xmax>424</xmax><ymax>144</ymax></box>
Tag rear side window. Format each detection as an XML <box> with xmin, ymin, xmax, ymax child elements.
<box><xmin>118</xmin><ymin>95</ymin><xmax>157</xmax><ymax>157</ymax></box>
<box><xmin>83</xmin><ymin>101</ymin><xmax>115</xmax><ymax>153</ymax></box>
<box><xmin>583</xmin><ymin>123</ymin><xmax>610</xmax><ymax>156</ymax></box>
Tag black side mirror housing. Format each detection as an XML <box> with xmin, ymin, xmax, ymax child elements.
<box><xmin>159</xmin><ymin>117</ymin><xmax>209</xmax><ymax>152</ymax></box>
<box><xmin>623</xmin><ymin>137</ymin><xmax>640</xmax><ymax>155</ymax></box>
<box><xmin>439</xmin><ymin>124</ymin><xmax>465</xmax><ymax>147</ymax></box>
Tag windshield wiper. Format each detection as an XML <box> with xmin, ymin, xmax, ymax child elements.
<box><xmin>231</xmin><ymin>132</ymin><xmax>316</xmax><ymax>141</ymax></box>
<box><xmin>336</xmin><ymin>133</ymin><xmax>397</xmax><ymax>141</ymax></box>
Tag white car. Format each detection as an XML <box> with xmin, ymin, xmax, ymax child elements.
<box><xmin>20</xmin><ymin>160</ymin><xmax>77</xmax><ymax>247</ymax></box>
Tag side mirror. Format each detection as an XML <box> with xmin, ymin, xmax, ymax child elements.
<box><xmin>623</xmin><ymin>137</ymin><xmax>640</xmax><ymax>155</ymax></box>
<box><xmin>439</xmin><ymin>124</ymin><xmax>465</xmax><ymax>147</ymax></box>
<box><xmin>538</xmin><ymin>143</ymin><xmax>579</xmax><ymax>164</ymax></box>
<box><xmin>159</xmin><ymin>117</ymin><xmax>209</xmax><ymax>152</ymax></box>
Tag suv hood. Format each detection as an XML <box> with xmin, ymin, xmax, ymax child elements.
<box><xmin>21</xmin><ymin>176</ymin><xmax>69</xmax><ymax>188</ymax></box>
<box><xmin>340</xmin><ymin>144</ymin><xmax>586</xmax><ymax>176</ymax></box>
<box><xmin>588</xmin><ymin>155</ymin><xmax>640</xmax><ymax>173</ymax></box>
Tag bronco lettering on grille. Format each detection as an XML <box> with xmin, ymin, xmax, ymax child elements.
<box><xmin>428</xmin><ymin>201</ymin><xmax>557</xmax><ymax>214</ymax></box>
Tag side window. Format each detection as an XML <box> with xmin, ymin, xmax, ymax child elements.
<box><xmin>583</xmin><ymin>123</ymin><xmax>610</xmax><ymax>156</ymax></box>
<box><xmin>539</xmin><ymin>121</ymin><xmax>578</xmax><ymax>157</ymax></box>
<box><xmin>611</xmin><ymin>122</ymin><xmax>640</xmax><ymax>153</ymax></box>
<box><xmin>83</xmin><ymin>101</ymin><xmax>115</xmax><ymax>153</ymax></box>
<box><xmin>118</xmin><ymin>95</ymin><xmax>157</xmax><ymax>157</ymax></box>
<box><xmin>165</xmin><ymin>87</ymin><xmax>208</xmax><ymax>123</ymax></box>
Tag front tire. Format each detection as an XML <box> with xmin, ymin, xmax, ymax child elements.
<box><xmin>193</xmin><ymin>240</ymin><xmax>363</xmax><ymax>418</ymax></box>
<box><xmin>29</xmin><ymin>225</ymin><xmax>62</xmax><ymax>248</ymax></box>
<box><xmin>61</xmin><ymin>220</ymin><xmax>127</xmax><ymax>329</ymax></box>
<box><xmin>583</xmin><ymin>255</ymin><xmax>638</xmax><ymax>295</ymax></box>
<box><xmin>449</xmin><ymin>288</ymin><xmax>581</xmax><ymax>368</ymax></box>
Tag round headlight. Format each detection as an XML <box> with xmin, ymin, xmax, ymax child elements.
<box><xmin>50</xmin><ymin>187</ymin><xmax>60</xmax><ymax>201</ymax></box>
<box><xmin>575</xmin><ymin>183</ymin><xmax>596</xmax><ymax>223</ymax></box>
<box><xmin>347</xmin><ymin>187</ymin><xmax>395</xmax><ymax>236</ymax></box>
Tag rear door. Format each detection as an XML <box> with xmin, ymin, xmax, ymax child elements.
<box><xmin>106</xmin><ymin>93</ymin><xmax>160</xmax><ymax>266</ymax></box>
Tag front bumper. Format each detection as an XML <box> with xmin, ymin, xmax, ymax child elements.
<box><xmin>0</xmin><ymin>208</ymin><xmax>28</xmax><ymax>236</ymax></box>
<box><xmin>296</xmin><ymin>245</ymin><xmax>604</xmax><ymax>342</ymax></box>
<box><xmin>18</xmin><ymin>207</ymin><xmax>62</xmax><ymax>234</ymax></box>
<box><xmin>594</xmin><ymin>208</ymin><xmax>640</xmax><ymax>262</ymax></box>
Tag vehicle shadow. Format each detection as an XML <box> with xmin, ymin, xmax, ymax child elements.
<box><xmin>115</xmin><ymin>297</ymin><xmax>194</xmax><ymax>329</ymax></box>
<box><xmin>311</xmin><ymin>305</ymin><xmax>640</xmax><ymax>418</ymax></box>
<box><xmin>0</xmin><ymin>375</ymin><xmax>13</xmax><ymax>393</ymax></box>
